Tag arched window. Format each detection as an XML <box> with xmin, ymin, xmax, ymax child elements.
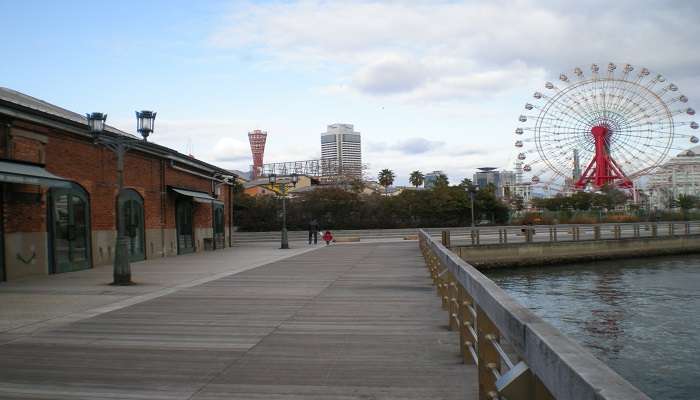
<box><xmin>213</xmin><ymin>202</ymin><xmax>225</xmax><ymax>249</ymax></box>
<box><xmin>118</xmin><ymin>189</ymin><xmax>145</xmax><ymax>262</ymax></box>
<box><xmin>49</xmin><ymin>184</ymin><xmax>91</xmax><ymax>273</ymax></box>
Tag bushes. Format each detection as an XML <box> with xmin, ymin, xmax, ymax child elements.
<box><xmin>234</xmin><ymin>186</ymin><xmax>510</xmax><ymax>231</ymax></box>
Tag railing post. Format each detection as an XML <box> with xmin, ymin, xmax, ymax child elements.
<box><xmin>471</xmin><ymin>229</ymin><xmax>476</xmax><ymax>246</ymax></box>
<box><xmin>552</xmin><ymin>225</ymin><xmax>557</xmax><ymax>242</ymax></box>
<box><xmin>460</xmin><ymin>288</ymin><xmax>477</xmax><ymax>365</ymax></box>
<box><xmin>594</xmin><ymin>225</ymin><xmax>601</xmax><ymax>240</ymax></box>
<box><xmin>634</xmin><ymin>224</ymin><xmax>640</xmax><ymax>238</ymax></box>
<box><xmin>575</xmin><ymin>226</ymin><xmax>580</xmax><ymax>241</ymax></box>
<box><xmin>615</xmin><ymin>225</ymin><xmax>621</xmax><ymax>240</ymax></box>
<box><xmin>548</xmin><ymin>226</ymin><xmax>553</xmax><ymax>242</ymax></box>
<box><xmin>668</xmin><ymin>223</ymin><xmax>674</xmax><ymax>237</ymax></box>
<box><xmin>476</xmin><ymin>229</ymin><xmax>481</xmax><ymax>245</ymax></box>
<box><xmin>652</xmin><ymin>223</ymin><xmax>658</xmax><ymax>237</ymax></box>
<box><xmin>685</xmin><ymin>222</ymin><xmax>690</xmax><ymax>235</ymax></box>
<box><xmin>441</xmin><ymin>230</ymin><xmax>451</xmax><ymax>247</ymax></box>
<box><xmin>525</xmin><ymin>227</ymin><xmax>533</xmax><ymax>243</ymax></box>
<box><xmin>476</xmin><ymin>305</ymin><xmax>501</xmax><ymax>400</ymax></box>
<box><xmin>503</xmin><ymin>228</ymin><xmax>508</xmax><ymax>244</ymax></box>
<box><xmin>448</xmin><ymin>274</ymin><xmax>458</xmax><ymax>331</ymax></box>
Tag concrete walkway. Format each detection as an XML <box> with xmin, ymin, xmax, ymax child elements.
<box><xmin>0</xmin><ymin>243</ymin><xmax>319</xmax><ymax>337</ymax></box>
<box><xmin>0</xmin><ymin>242</ymin><xmax>475</xmax><ymax>399</ymax></box>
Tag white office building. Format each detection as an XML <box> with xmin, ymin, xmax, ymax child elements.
<box><xmin>648</xmin><ymin>146</ymin><xmax>700</xmax><ymax>209</ymax></box>
<box><xmin>321</xmin><ymin>123</ymin><xmax>362</xmax><ymax>179</ymax></box>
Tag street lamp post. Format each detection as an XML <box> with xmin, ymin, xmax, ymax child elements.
<box><xmin>469</xmin><ymin>188</ymin><xmax>477</xmax><ymax>227</ymax></box>
<box><xmin>87</xmin><ymin>110</ymin><xmax>156</xmax><ymax>285</ymax></box>
<box><xmin>268</xmin><ymin>173</ymin><xmax>299</xmax><ymax>249</ymax></box>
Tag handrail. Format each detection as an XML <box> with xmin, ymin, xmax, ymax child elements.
<box><xmin>419</xmin><ymin>229</ymin><xmax>651</xmax><ymax>400</ymax></box>
<box><xmin>450</xmin><ymin>221</ymin><xmax>700</xmax><ymax>246</ymax></box>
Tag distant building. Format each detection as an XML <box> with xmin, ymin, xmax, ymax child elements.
<box><xmin>648</xmin><ymin>146</ymin><xmax>700</xmax><ymax>209</ymax></box>
<box><xmin>474</xmin><ymin>167</ymin><xmax>519</xmax><ymax>199</ymax></box>
<box><xmin>473</xmin><ymin>167</ymin><xmax>499</xmax><ymax>190</ymax></box>
<box><xmin>424</xmin><ymin>170</ymin><xmax>445</xmax><ymax>189</ymax></box>
<box><xmin>321</xmin><ymin>123</ymin><xmax>362</xmax><ymax>179</ymax></box>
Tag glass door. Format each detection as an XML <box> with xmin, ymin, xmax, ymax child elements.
<box><xmin>50</xmin><ymin>186</ymin><xmax>91</xmax><ymax>273</ymax></box>
<box><xmin>118</xmin><ymin>189</ymin><xmax>145</xmax><ymax>262</ymax></box>
<box><xmin>213</xmin><ymin>202</ymin><xmax>225</xmax><ymax>249</ymax></box>
<box><xmin>176</xmin><ymin>197</ymin><xmax>194</xmax><ymax>254</ymax></box>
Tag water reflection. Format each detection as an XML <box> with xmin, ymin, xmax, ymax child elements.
<box><xmin>487</xmin><ymin>255</ymin><xmax>700</xmax><ymax>400</ymax></box>
<box><xmin>587</xmin><ymin>270</ymin><xmax>626</xmax><ymax>355</ymax></box>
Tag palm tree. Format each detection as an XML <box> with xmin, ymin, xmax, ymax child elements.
<box><xmin>434</xmin><ymin>173</ymin><xmax>449</xmax><ymax>187</ymax></box>
<box><xmin>409</xmin><ymin>170</ymin><xmax>424</xmax><ymax>188</ymax></box>
<box><xmin>377</xmin><ymin>169</ymin><xmax>395</xmax><ymax>195</ymax></box>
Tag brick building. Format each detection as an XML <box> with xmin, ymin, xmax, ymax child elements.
<box><xmin>0</xmin><ymin>87</ymin><xmax>237</xmax><ymax>281</ymax></box>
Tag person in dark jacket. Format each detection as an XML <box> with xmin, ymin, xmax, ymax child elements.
<box><xmin>308</xmin><ymin>219</ymin><xmax>319</xmax><ymax>245</ymax></box>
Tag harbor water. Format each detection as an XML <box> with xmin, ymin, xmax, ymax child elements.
<box><xmin>487</xmin><ymin>255</ymin><xmax>700</xmax><ymax>400</ymax></box>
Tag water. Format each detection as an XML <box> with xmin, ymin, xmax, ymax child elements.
<box><xmin>486</xmin><ymin>255</ymin><xmax>700</xmax><ymax>400</ymax></box>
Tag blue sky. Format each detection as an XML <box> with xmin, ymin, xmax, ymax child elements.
<box><xmin>1</xmin><ymin>0</ymin><xmax>699</xmax><ymax>185</ymax></box>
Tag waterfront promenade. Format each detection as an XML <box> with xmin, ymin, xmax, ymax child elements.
<box><xmin>0</xmin><ymin>242</ymin><xmax>474</xmax><ymax>399</ymax></box>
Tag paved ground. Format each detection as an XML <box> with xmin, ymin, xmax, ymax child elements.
<box><xmin>0</xmin><ymin>242</ymin><xmax>475</xmax><ymax>399</ymax></box>
<box><xmin>0</xmin><ymin>243</ymin><xmax>319</xmax><ymax>336</ymax></box>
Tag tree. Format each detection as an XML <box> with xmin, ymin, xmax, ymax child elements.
<box><xmin>409</xmin><ymin>170</ymin><xmax>425</xmax><ymax>188</ymax></box>
<box><xmin>459</xmin><ymin>178</ymin><xmax>475</xmax><ymax>190</ymax></box>
<box><xmin>434</xmin><ymin>173</ymin><xmax>449</xmax><ymax>188</ymax></box>
<box><xmin>677</xmin><ymin>194</ymin><xmax>697</xmax><ymax>219</ymax></box>
<box><xmin>377</xmin><ymin>169</ymin><xmax>395</xmax><ymax>195</ymax></box>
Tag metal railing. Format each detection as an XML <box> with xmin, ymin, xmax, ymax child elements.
<box><xmin>419</xmin><ymin>229</ymin><xmax>650</xmax><ymax>400</ymax></box>
<box><xmin>450</xmin><ymin>221</ymin><xmax>700</xmax><ymax>246</ymax></box>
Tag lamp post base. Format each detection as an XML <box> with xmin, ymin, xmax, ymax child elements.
<box><xmin>281</xmin><ymin>228</ymin><xmax>290</xmax><ymax>249</ymax></box>
<box><xmin>112</xmin><ymin>236</ymin><xmax>133</xmax><ymax>285</ymax></box>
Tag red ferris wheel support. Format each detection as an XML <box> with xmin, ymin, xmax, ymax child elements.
<box><xmin>574</xmin><ymin>125</ymin><xmax>633</xmax><ymax>189</ymax></box>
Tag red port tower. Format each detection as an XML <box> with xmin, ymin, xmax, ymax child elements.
<box><xmin>248</xmin><ymin>129</ymin><xmax>267</xmax><ymax>178</ymax></box>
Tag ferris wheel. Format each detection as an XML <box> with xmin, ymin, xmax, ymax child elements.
<box><xmin>514</xmin><ymin>62</ymin><xmax>698</xmax><ymax>190</ymax></box>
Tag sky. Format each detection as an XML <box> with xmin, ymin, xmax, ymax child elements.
<box><xmin>1</xmin><ymin>0</ymin><xmax>699</xmax><ymax>185</ymax></box>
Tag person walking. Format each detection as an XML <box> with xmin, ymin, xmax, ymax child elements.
<box><xmin>322</xmin><ymin>230</ymin><xmax>333</xmax><ymax>245</ymax></box>
<box><xmin>308</xmin><ymin>219</ymin><xmax>319</xmax><ymax>245</ymax></box>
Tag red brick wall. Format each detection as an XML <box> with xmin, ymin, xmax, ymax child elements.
<box><xmin>4</xmin><ymin>119</ymin><xmax>232</xmax><ymax>240</ymax></box>
<box><xmin>10</xmin><ymin>136</ymin><xmax>43</xmax><ymax>164</ymax></box>
<box><xmin>3</xmin><ymin>185</ymin><xmax>45</xmax><ymax>233</ymax></box>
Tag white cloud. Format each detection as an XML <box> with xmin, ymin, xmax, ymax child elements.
<box><xmin>211</xmin><ymin>0</ymin><xmax>700</xmax><ymax>103</ymax></box>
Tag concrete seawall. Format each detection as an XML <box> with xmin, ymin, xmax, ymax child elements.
<box><xmin>453</xmin><ymin>234</ymin><xmax>700</xmax><ymax>268</ymax></box>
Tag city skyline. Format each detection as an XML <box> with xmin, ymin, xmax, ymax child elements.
<box><xmin>1</xmin><ymin>1</ymin><xmax>698</xmax><ymax>185</ymax></box>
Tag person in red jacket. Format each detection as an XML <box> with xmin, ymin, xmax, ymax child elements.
<box><xmin>322</xmin><ymin>230</ymin><xmax>333</xmax><ymax>245</ymax></box>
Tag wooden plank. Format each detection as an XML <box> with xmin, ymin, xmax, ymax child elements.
<box><xmin>0</xmin><ymin>243</ymin><xmax>476</xmax><ymax>399</ymax></box>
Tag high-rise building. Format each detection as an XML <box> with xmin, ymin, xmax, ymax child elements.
<box><xmin>321</xmin><ymin>123</ymin><xmax>362</xmax><ymax>179</ymax></box>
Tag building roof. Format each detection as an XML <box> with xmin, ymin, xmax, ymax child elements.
<box><xmin>0</xmin><ymin>87</ymin><xmax>138</xmax><ymax>139</ymax></box>
<box><xmin>0</xmin><ymin>87</ymin><xmax>236</xmax><ymax>178</ymax></box>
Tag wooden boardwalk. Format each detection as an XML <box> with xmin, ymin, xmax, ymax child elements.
<box><xmin>0</xmin><ymin>242</ymin><xmax>476</xmax><ymax>399</ymax></box>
